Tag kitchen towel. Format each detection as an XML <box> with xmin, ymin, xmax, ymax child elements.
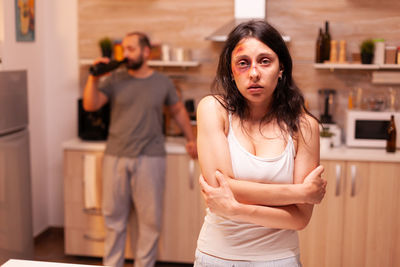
<box><xmin>83</xmin><ymin>154</ymin><xmax>100</xmax><ymax>210</ymax></box>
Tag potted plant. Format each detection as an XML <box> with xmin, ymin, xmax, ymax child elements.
<box><xmin>99</xmin><ymin>37</ymin><xmax>113</xmax><ymax>58</ymax></box>
<box><xmin>320</xmin><ymin>126</ymin><xmax>334</xmax><ymax>151</ymax></box>
<box><xmin>360</xmin><ymin>39</ymin><xmax>374</xmax><ymax>64</ymax></box>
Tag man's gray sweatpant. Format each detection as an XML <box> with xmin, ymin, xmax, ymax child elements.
<box><xmin>102</xmin><ymin>154</ymin><xmax>166</xmax><ymax>267</ymax></box>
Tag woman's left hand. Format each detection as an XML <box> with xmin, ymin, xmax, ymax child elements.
<box><xmin>199</xmin><ymin>171</ymin><xmax>240</xmax><ymax>218</ymax></box>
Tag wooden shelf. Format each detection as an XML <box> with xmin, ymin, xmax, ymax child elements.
<box><xmin>148</xmin><ymin>60</ymin><xmax>200</xmax><ymax>68</ymax></box>
<box><xmin>206</xmin><ymin>35</ymin><xmax>291</xmax><ymax>43</ymax></box>
<box><xmin>379</xmin><ymin>64</ymin><xmax>400</xmax><ymax>70</ymax></box>
<box><xmin>79</xmin><ymin>59</ymin><xmax>200</xmax><ymax>69</ymax></box>
<box><xmin>314</xmin><ymin>63</ymin><xmax>400</xmax><ymax>70</ymax></box>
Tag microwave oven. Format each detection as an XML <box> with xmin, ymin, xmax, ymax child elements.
<box><xmin>78</xmin><ymin>98</ymin><xmax>110</xmax><ymax>140</ymax></box>
<box><xmin>346</xmin><ymin>110</ymin><xmax>400</xmax><ymax>148</ymax></box>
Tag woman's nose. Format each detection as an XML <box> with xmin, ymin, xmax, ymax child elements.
<box><xmin>249</xmin><ymin>65</ymin><xmax>260</xmax><ymax>81</ymax></box>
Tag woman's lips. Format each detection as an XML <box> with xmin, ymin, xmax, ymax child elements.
<box><xmin>247</xmin><ymin>84</ymin><xmax>263</xmax><ymax>93</ymax></box>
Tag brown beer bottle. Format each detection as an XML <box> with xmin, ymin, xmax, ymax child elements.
<box><xmin>315</xmin><ymin>28</ymin><xmax>323</xmax><ymax>63</ymax></box>
<box><xmin>386</xmin><ymin>115</ymin><xmax>397</xmax><ymax>153</ymax></box>
<box><xmin>322</xmin><ymin>21</ymin><xmax>331</xmax><ymax>62</ymax></box>
<box><xmin>89</xmin><ymin>58</ymin><xmax>127</xmax><ymax>76</ymax></box>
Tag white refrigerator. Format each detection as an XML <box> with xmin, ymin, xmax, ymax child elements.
<box><xmin>0</xmin><ymin>70</ymin><xmax>34</xmax><ymax>264</ymax></box>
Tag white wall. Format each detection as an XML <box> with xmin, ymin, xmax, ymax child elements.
<box><xmin>1</xmin><ymin>0</ymin><xmax>78</xmax><ymax>236</ymax></box>
<box><xmin>0</xmin><ymin>0</ymin><xmax>3</xmax><ymax>58</ymax></box>
<box><xmin>43</xmin><ymin>0</ymin><xmax>78</xmax><ymax>231</ymax></box>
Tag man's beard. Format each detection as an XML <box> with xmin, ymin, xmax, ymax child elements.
<box><xmin>126</xmin><ymin>54</ymin><xmax>144</xmax><ymax>70</ymax></box>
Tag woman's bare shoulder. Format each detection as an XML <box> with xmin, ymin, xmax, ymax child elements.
<box><xmin>197</xmin><ymin>95</ymin><xmax>229</xmax><ymax>132</ymax></box>
<box><xmin>198</xmin><ymin>95</ymin><xmax>228</xmax><ymax>118</ymax></box>
<box><xmin>302</xmin><ymin>113</ymin><xmax>319</xmax><ymax>130</ymax></box>
<box><xmin>198</xmin><ymin>95</ymin><xmax>224</xmax><ymax>109</ymax></box>
<box><xmin>299</xmin><ymin>112</ymin><xmax>320</xmax><ymax>145</ymax></box>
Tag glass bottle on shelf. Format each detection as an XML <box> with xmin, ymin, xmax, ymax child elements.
<box><xmin>348</xmin><ymin>90</ymin><xmax>354</xmax><ymax>110</ymax></box>
<box><xmin>315</xmin><ymin>28</ymin><xmax>323</xmax><ymax>63</ymax></box>
<box><xmin>386</xmin><ymin>115</ymin><xmax>397</xmax><ymax>153</ymax></box>
<box><xmin>322</xmin><ymin>21</ymin><xmax>331</xmax><ymax>62</ymax></box>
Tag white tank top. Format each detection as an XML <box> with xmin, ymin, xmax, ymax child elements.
<box><xmin>197</xmin><ymin>114</ymin><xmax>299</xmax><ymax>261</ymax></box>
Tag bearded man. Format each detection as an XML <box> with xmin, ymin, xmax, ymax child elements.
<box><xmin>83</xmin><ymin>32</ymin><xmax>197</xmax><ymax>267</ymax></box>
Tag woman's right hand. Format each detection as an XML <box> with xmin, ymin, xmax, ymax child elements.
<box><xmin>199</xmin><ymin>171</ymin><xmax>240</xmax><ymax>219</ymax></box>
<box><xmin>302</xmin><ymin>165</ymin><xmax>327</xmax><ymax>204</ymax></box>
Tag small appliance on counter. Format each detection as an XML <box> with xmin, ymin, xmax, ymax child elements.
<box><xmin>184</xmin><ymin>99</ymin><xmax>196</xmax><ymax>121</ymax></box>
<box><xmin>78</xmin><ymin>98</ymin><xmax>110</xmax><ymax>140</ymax></box>
<box><xmin>321</xmin><ymin>123</ymin><xmax>342</xmax><ymax>147</ymax></box>
<box><xmin>318</xmin><ymin>88</ymin><xmax>337</xmax><ymax>124</ymax></box>
<box><xmin>346</xmin><ymin>110</ymin><xmax>400</xmax><ymax>148</ymax></box>
<box><xmin>318</xmin><ymin>88</ymin><xmax>342</xmax><ymax>147</ymax></box>
<box><xmin>163</xmin><ymin>98</ymin><xmax>197</xmax><ymax>137</ymax></box>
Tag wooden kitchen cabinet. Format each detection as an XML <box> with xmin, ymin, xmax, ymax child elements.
<box><xmin>299</xmin><ymin>160</ymin><xmax>346</xmax><ymax>267</ymax></box>
<box><xmin>158</xmin><ymin>154</ymin><xmax>206</xmax><ymax>262</ymax></box>
<box><xmin>341</xmin><ymin>161</ymin><xmax>370</xmax><ymax>267</ymax></box>
<box><xmin>63</xmin><ymin>148</ymin><xmax>205</xmax><ymax>263</ymax></box>
<box><xmin>362</xmin><ymin>162</ymin><xmax>400</xmax><ymax>267</ymax></box>
<box><xmin>63</xmin><ymin>150</ymin><xmax>136</xmax><ymax>258</ymax></box>
<box><xmin>64</xmin><ymin>150</ymin><xmax>105</xmax><ymax>257</ymax></box>
<box><xmin>299</xmin><ymin>160</ymin><xmax>400</xmax><ymax>267</ymax></box>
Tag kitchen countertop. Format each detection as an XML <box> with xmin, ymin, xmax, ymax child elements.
<box><xmin>63</xmin><ymin>138</ymin><xmax>400</xmax><ymax>163</ymax></box>
<box><xmin>62</xmin><ymin>137</ymin><xmax>187</xmax><ymax>154</ymax></box>
<box><xmin>2</xmin><ymin>259</ymin><xmax>104</xmax><ymax>267</ymax></box>
<box><xmin>320</xmin><ymin>146</ymin><xmax>400</xmax><ymax>162</ymax></box>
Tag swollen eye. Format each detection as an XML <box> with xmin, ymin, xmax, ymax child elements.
<box><xmin>237</xmin><ymin>61</ymin><xmax>249</xmax><ymax>67</ymax></box>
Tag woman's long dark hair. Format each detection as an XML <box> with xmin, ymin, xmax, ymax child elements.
<box><xmin>212</xmin><ymin>20</ymin><xmax>315</xmax><ymax>137</ymax></box>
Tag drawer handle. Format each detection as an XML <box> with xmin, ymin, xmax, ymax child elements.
<box><xmin>189</xmin><ymin>159</ymin><xmax>194</xmax><ymax>190</ymax></box>
<box><xmin>83</xmin><ymin>233</ymin><xmax>105</xmax><ymax>242</ymax></box>
<box><xmin>83</xmin><ymin>208</ymin><xmax>102</xmax><ymax>215</ymax></box>
<box><xmin>0</xmin><ymin>153</ymin><xmax>5</xmax><ymax>203</ymax></box>
<box><xmin>350</xmin><ymin>165</ymin><xmax>357</xmax><ymax>197</ymax></box>
<box><xmin>335</xmin><ymin>164</ymin><xmax>341</xmax><ymax>196</ymax></box>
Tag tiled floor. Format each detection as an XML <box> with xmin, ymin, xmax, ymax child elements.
<box><xmin>34</xmin><ymin>228</ymin><xmax>192</xmax><ymax>267</ymax></box>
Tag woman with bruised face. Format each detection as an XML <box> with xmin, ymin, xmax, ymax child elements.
<box><xmin>194</xmin><ymin>20</ymin><xmax>326</xmax><ymax>266</ymax></box>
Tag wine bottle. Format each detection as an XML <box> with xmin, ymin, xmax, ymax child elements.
<box><xmin>386</xmin><ymin>115</ymin><xmax>397</xmax><ymax>153</ymax></box>
<box><xmin>322</xmin><ymin>21</ymin><xmax>331</xmax><ymax>62</ymax></box>
<box><xmin>315</xmin><ymin>28</ymin><xmax>323</xmax><ymax>63</ymax></box>
<box><xmin>89</xmin><ymin>59</ymin><xmax>126</xmax><ymax>76</ymax></box>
